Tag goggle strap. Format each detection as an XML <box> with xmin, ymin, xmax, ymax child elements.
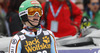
<box><xmin>19</xmin><ymin>10</ymin><xmax>28</xmax><ymax>17</ymax></box>
<box><xmin>42</xmin><ymin>10</ymin><xmax>43</xmax><ymax>15</ymax></box>
<box><xmin>28</xmin><ymin>19</ymin><xmax>34</xmax><ymax>26</ymax></box>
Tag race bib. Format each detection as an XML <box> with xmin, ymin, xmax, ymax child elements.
<box><xmin>37</xmin><ymin>50</ymin><xmax>47</xmax><ymax>53</ymax></box>
<box><xmin>51</xmin><ymin>21</ymin><xmax>58</xmax><ymax>32</ymax></box>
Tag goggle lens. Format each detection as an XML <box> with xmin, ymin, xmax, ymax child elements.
<box><xmin>27</xmin><ymin>7</ymin><xmax>42</xmax><ymax>17</ymax></box>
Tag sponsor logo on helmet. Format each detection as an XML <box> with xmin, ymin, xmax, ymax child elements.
<box><xmin>30</xmin><ymin>1</ymin><xmax>39</xmax><ymax>4</ymax></box>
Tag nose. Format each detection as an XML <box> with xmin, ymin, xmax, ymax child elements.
<box><xmin>34</xmin><ymin>13</ymin><xmax>39</xmax><ymax>17</ymax></box>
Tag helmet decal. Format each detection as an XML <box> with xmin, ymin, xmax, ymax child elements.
<box><xmin>30</xmin><ymin>1</ymin><xmax>39</xmax><ymax>4</ymax></box>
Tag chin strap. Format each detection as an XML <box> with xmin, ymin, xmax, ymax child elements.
<box><xmin>28</xmin><ymin>19</ymin><xmax>34</xmax><ymax>26</ymax></box>
<box><xmin>27</xmin><ymin>19</ymin><xmax>41</xmax><ymax>28</ymax></box>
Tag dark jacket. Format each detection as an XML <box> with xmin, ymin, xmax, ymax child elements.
<box><xmin>6</xmin><ymin>11</ymin><xmax>23</xmax><ymax>36</ymax></box>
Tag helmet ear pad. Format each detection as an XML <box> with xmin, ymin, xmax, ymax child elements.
<box><xmin>21</xmin><ymin>14</ymin><xmax>28</xmax><ymax>22</ymax></box>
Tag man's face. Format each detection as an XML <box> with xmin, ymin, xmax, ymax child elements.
<box><xmin>25</xmin><ymin>13</ymin><xmax>40</xmax><ymax>27</ymax></box>
<box><xmin>76</xmin><ymin>4</ymin><xmax>84</xmax><ymax>12</ymax></box>
<box><xmin>88</xmin><ymin>0</ymin><xmax>99</xmax><ymax>13</ymax></box>
<box><xmin>0</xmin><ymin>0</ymin><xmax>3</xmax><ymax>3</ymax></box>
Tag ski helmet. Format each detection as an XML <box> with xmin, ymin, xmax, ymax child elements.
<box><xmin>19</xmin><ymin>0</ymin><xmax>43</xmax><ymax>26</ymax></box>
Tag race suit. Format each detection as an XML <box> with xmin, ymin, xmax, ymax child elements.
<box><xmin>9</xmin><ymin>28</ymin><xmax>57</xmax><ymax>53</ymax></box>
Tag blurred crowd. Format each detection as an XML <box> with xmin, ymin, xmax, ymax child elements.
<box><xmin>0</xmin><ymin>0</ymin><xmax>100</xmax><ymax>38</ymax></box>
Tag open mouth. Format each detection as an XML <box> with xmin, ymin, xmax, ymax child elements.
<box><xmin>29</xmin><ymin>18</ymin><xmax>39</xmax><ymax>23</ymax></box>
<box><xmin>33</xmin><ymin>19</ymin><xmax>39</xmax><ymax>21</ymax></box>
<box><xmin>33</xmin><ymin>19</ymin><xmax>39</xmax><ymax>22</ymax></box>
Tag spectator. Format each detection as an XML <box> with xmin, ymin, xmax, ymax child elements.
<box><xmin>6</xmin><ymin>0</ymin><xmax>25</xmax><ymax>36</ymax></box>
<box><xmin>0</xmin><ymin>0</ymin><xmax>7</xmax><ymax>18</ymax></box>
<box><xmin>75</xmin><ymin>1</ymin><xmax>84</xmax><ymax>12</ymax></box>
<box><xmin>83</xmin><ymin>0</ymin><xmax>100</xmax><ymax>29</ymax></box>
<box><xmin>71</xmin><ymin>0</ymin><xmax>83</xmax><ymax>3</ymax></box>
<box><xmin>76</xmin><ymin>0</ymin><xmax>83</xmax><ymax>3</ymax></box>
<box><xmin>9</xmin><ymin>0</ymin><xmax>57</xmax><ymax>53</ymax></box>
<box><xmin>0</xmin><ymin>16</ymin><xmax>7</xmax><ymax>36</ymax></box>
<box><xmin>0</xmin><ymin>0</ymin><xmax>8</xmax><ymax>36</ymax></box>
<box><xmin>83</xmin><ymin>0</ymin><xmax>89</xmax><ymax>11</ymax></box>
<box><xmin>41</xmin><ymin>0</ymin><xmax>82</xmax><ymax>38</ymax></box>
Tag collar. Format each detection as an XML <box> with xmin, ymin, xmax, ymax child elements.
<box><xmin>23</xmin><ymin>25</ymin><xmax>41</xmax><ymax>32</ymax></box>
<box><xmin>21</xmin><ymin>28</ymin><xmax>42</xmax><ymax>37</ymax></box>
<box><xmin>21</xmin><ymin>25</ymin><xmax>42</xmax><ymax>37</ymax></box>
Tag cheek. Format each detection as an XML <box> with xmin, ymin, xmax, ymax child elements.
<box><xmin>29</xmin><ymin>18</ymin><xmax>33</xmax><ymax>20</ymax></box>
<box><xmin>89</xmin><ymin>5</ymin><xmax>94</xmax><ymax>9</ymax></box>
<box><xmin>93</xmin><ymin>5</ymin><xmax>99</xmax><ymax>10</ymax></box>
<box><xmin>0</xmin><ymin>0</ymin><xmax>3</xmax><ymax>3</ymax></box>
<box><xmin>90</xmin><ymin>5</ymin><xmax>93</xmax><ymax>8</ymax></box>
<box><xmin>96</xmin><ymin>5</ymin><xmax>99</xmax><ymax>8</ymax></box>
<box><xmin>88</xmin><ymin>4</ymin><xmax>92</xmax><ymax>9</ymax></box>
<box><xmin>39</xmin><ymin>17</ymin><xmax>40</xmax><ymax>19</ymax></box>
<box><xmin>28</xmin><ymin>17</ymin><xmax>34</xmax><ymax>20</ymax></box>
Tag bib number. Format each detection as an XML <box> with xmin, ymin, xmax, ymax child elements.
<box><xmin>37</xmin><ymin>50</ymin><xmax>47</xmax><ymax>53</ymax></box>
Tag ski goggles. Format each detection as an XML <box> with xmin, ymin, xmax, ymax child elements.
<box><xmin>19</xmin><ymin>7</ymin><xmax>43</xmax><ymax>17</ymax></box>
<box><xmin>27</xmin><ymin>7</ymin><xmax>43</xmax><ymax>17</ymax></box>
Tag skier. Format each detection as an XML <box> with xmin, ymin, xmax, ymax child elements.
<box><xmin>8</xmin><ymin>0</ymin><xmax>57</xmax><ymax>53</ymax></box>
